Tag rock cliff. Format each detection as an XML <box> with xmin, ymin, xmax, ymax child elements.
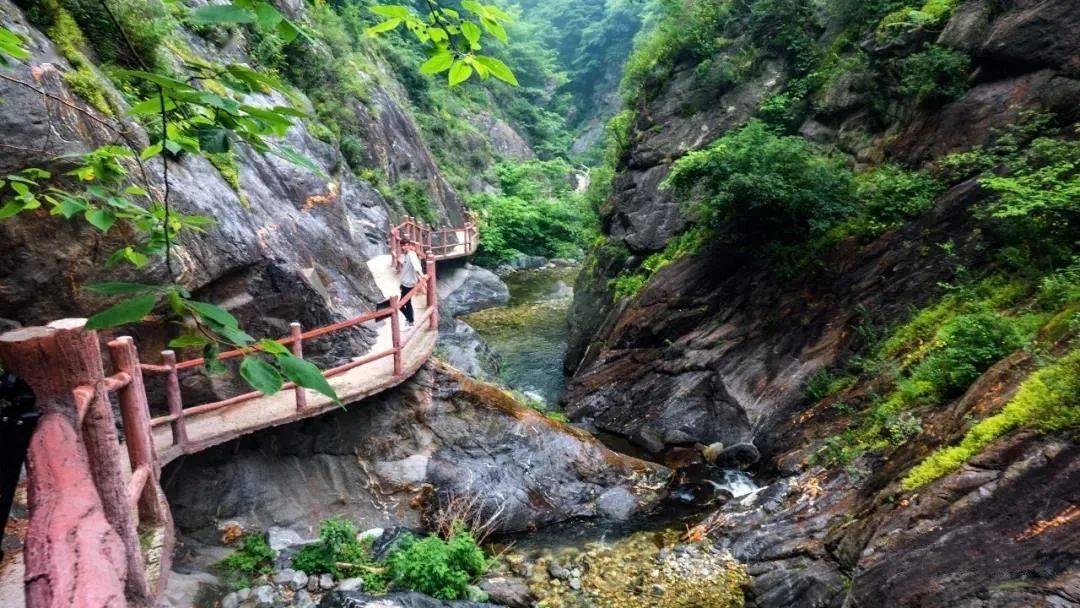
<box><xmin>565</xmin><ymin>1</ymin><xmax>1079</xmax><ymax>605</ymax></box>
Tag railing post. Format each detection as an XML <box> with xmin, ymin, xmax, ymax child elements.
<box><xmin>390</xmin><ymin>225</ymin><xmax>401</xmax><ymax>269</ymax></box>
<box><xmin>0</xmin><ymin>320</ymin><xmax>151</xmax><ymax>606</ymax></box>
<box><xmin>390</xmin><ymin>296</ymin><xmax>403</xmax><ymax>376</ymax></box>
<box><xmin>108</xmin><ymin>337</ymin><xmax>168</xmax><ymax>526</ymax></box>
<box><xmin>426</xmin><ymin>254</ymin><xmax>438</xmax><ymax>330</ymax></box>
<box><xmin>162</xmin><ymin>350</ymin><xmax>188</xmax><ymax>450</ymax></box>
<box><xmin>290</xmin><ymin>322</ymin><xmax>308</xmax><ymax>411</ymax></box>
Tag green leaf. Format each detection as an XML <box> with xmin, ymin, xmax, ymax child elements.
<box><xmin>85</xmin><ymin>208</ymin><xmax>116</xmax><ymax>232</ymax></box>
<box><xmin>187</xmin><ymin>300</ymin><xmax>240</xmax><ymax>328</ymax></box>
<box><xmin>271</xmin><ymin>145</ymin><xmax>325</xmax><ymax>177</ymax></box>
<box><xmin>0</xmin><ymin>201</ymin><xmax>25</xmax><ymax>218</ymax></box>
<box><xmin>473</xmin><ymin>55</ymin><xmax>517</xmax><ymax>85</ymax></box>
<box><xmin>115</xmin><ymin>70</ymin><xmax>196</xmax><ymax>92</ymax></box>
<box><xmin>480</xmin><ymin>17</ymin><xmax>507</xmax><ymax>43</ymax></box>
<box><xmin>278</xmin><ymin>354</ymin><xmax>338</xmax><ymax>403</ymax></box>
<box><xmin>189</xmin><ymin>4</ymin><xmax>256</xmax><ymax>25</ymax></box>
<box><xmin>140</xmin><ymin>142</ymin><xmax>163</xmax><ymax>161</ymax></box>
<box><xmin>195</xmin><ymin>125</ymin><xmax>231</xmax><ymax>153</ymax></box>
<box><xmin>85</xmin><ymin>294</ymin><xmax>157</xmax><ymax>330</ymax></box>
<box><xmin>215</xmin><ymin>324</ymin><xmax>255</xmax><ymax>346</ymax></box>
<box><xmin>420</xmin><ymin>50</ymin><xmax>454</xmax><ymax>75</ymax></box>
<box><xmin>461</xmin><ymin>21</ymin><xmax>482</xmax><ymax>47</ymax></box>
<box><xmin>276</xmin><ymin>18</ymin><xmax>301</xmax><ymax>43</ymax></box>
<box><xmin>203</xmin><ymin>343</ymin><xmax>228</xmax><ymax>375</ymax></box>
<box><xmin>240</xmin><ymin>356</ymin><xmax>283</xmax><ymax>395</ymax></box>
<box><xmin>370</xmin><ymin>5</ymin><xmax>411</xmax><ymax>18</ymax></box>
<box><xmin>0</xmin><ymin>26</ymin><xmax>30</xmax><ymax>63</ymax></box>
<box><xmin>128</xmin><ymin>97</ymin><xmax>174</xmax><ymax>116</ymax></box>
<box><xmin>57</xmin><ymin>196</ymin><xmax>88</xmax><ymax>218</ymax></box>
<box><xmin>448</xmin><ymin>60</ymin><xmax>473</xmax><ymax>86</ymax></box>
<box><xmin>85</xmin><ymin>282</ymin><xmax>161</xmax><ymax>295</ymax></box>
<box><xmin>167</xmin><ymin>290</ymin><xmax>187</xmax><ymax>316</ymax></box>
<box><xmin>257</xmin><ymin>338</ymin><xmax>290</xmax><ymax>356</ymax></box>
<box><xmin>254</xmin><ymin>2</ymin><xmax>283</xmax><ymax>29</ymax></box>
<box><xmin>169</xmin><ymin>334</ymin><xmax>211</xmax><ymax>348</ymax></box>
<box><xmin>365</xmin><ymin>18</ymin><xmax>402</xmax><ymax>35</ymax></box>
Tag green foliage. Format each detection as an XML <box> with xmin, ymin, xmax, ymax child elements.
<box><xmin>1039</xmin><ymin>258</ymin><xmax>1080</xmax><ymax>310</ymax></box>
<box><xmin>980</xmin><ymin>135</ymin><xmax>1078</xmax><ymax>262</ymax></box>
<box><xmin>364</xmin><ymin>1</ymin><xmax>518</xmax><ymax>87</ymax></box>
<box><xmin>805</xmin><ymin>369</ymin><xmax>857</xmax><ymax>402</ymax></box>
<box><xmin>0</xmin><ymin>25</ymin><xmax>30</xmax><ymax>63</ymax></box>
<box><xmin>385</xmin><ymin>530</ymin><xmax>489</xmax><ymax>601</ymax></box>
<box><xmin>899</xmin><ymin>45</ymin><xmax>970</xmax><ymax>106</ymax></box>
<box><xmin>292</xmin><ymin>519</ymin><xmax>387</xmax><ymax>591</ymax></box>
<box><xmin>620</xmin><ymin>0</ymin><xmax>734</xmax><ymax>104</ymax></box>
<box><xmin>876</xmin><ymin>0</ymin><xmax>957</xmax><ymax>43</ymax></box>
<box><xmin>392</xmin><ymin>180</ymin><xmax>437</xmax><ymax>224</ymax></box>
<box><xmin>902</xmin><ymin>349</ymin><xmax>1080</xmax><ymax>489</ymax></box>
<box><xmin>611</xmin><ymin>273</ymin><xmax>647</xmax><ymax>300</ymax></box>
<box><xmin>609</xmin><ymin>228</ymin><xmax>706</xmax><ymax>300</ymax></box>
<box><xmin>851</xmin><ymin>164</ymin><xmax>943</xmax><ymax>234</ymax></box>
<box><xmin>906</xmin><ymin>311</ymin><xmax>1021</xmax><ymax>398</ymax></box>
<box><xmin>664</xmin><ymin>120</ymin><xmax>855</xmax><ymax>247</ymax></box>
<box><xmin>471</xmin><ymin>159</ymin><xmax>595</xmax><ymax>266</ymax></box>
<box><xmin>215</xmin><ymin>533</ymin><xmax>274</xmax><ymax>589</ymax></box>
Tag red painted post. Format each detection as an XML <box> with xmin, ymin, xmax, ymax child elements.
<box><xmin>426</xmin><ymin>254</ymin><xmax>438</xmax><ymax>330</ymax></box>
<box><xmin>0</xmin><ymin>321</ymin><xmax>151</xmax><ymax>605</ymax></box>
<box><xmin>162</xmin><ymin>350</ymin><xmax>188</xmax><ymax>449</ymax></box>
<box><xmin>107</xmin><ymin>337</ymin><xmax>168</xmax><ymax>526</ymax></box>
<box><xmin>390</xmin><ymin>296</ymin><xmax>403</xmax><ymax>376</ymax></box>
<box><xmin>290</xmin><ymin>322</ymin><xmax>307</xmax><ymax>411</ymax></box>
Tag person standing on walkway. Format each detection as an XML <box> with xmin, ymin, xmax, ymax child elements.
<box><xmin>398</xmin><ymin>237</ymin><xmax>425</xmax><ymax>327</ymax></box>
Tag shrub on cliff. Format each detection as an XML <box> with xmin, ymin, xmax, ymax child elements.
<box><xmin>664</xmin><ymin>120</ymin><xmax>855</xmax><ymax>247</ymax></box>
<box><xmin>899</xmin><ymin>45</ymin><xmax>971</xmax><ymax>106</ymax></box>
<box><xmin>384</xmin><ymin>530</ymin><xmax>489</xmax><ymax>600</ymax></box>
<box><xmin>902</xmin><ymin>349</ymin><xmax>1080</xmax><ymax>489</ymax></box>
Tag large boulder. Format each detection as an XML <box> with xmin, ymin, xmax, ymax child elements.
<box><xmin>164</xmin><ymin>361</ymin><xmax>670</xmax><ymax>543</ymax></box>
<box><xmin>437</xmin><ymin>320</ymin><xmax>500</xmax><ymax>381</ymax></box>
<box><xmin>438</xmin><ymin>263</ymin><xmax>510</xmax><ymax>319</ymax></box>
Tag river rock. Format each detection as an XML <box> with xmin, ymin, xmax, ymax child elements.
<box><xmin>437</xmin><ymin>320</ymin><xmax>500</xmax><ymax>380</ymax></box>
<box><xmin>267</xmin><ymin>527</ymin><xmax>308</xmax><ymax>552</ymax></box>
<box><xmin>438</xmin><ymin>263</ymin><xmax>510</xmax><ymax>319</ymax></box>
<box><xmin>478</xmin><ymin>576</ymin><xmax>534</xmax><ymax>608</ymax></box>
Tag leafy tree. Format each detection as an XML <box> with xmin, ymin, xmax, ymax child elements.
<box><xmin>663</xmin><ymin>120</ymin><xmax>855</xmax><ymax>246</ymax></box>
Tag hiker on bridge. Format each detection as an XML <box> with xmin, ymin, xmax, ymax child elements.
<box><xmin>398</xmin><ymin>236</ymin><xmax>426</xmax><ymax>328</ymax></box>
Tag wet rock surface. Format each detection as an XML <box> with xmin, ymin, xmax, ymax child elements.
<box><xmin>437</xmin><ymin>263</ymin><xmax>511</xmax><ymax>320</ymax></box>
<box><xmin>164</xmin><ymin>361</ymin><xmax>669</xmax><ymax>544</ymax></box>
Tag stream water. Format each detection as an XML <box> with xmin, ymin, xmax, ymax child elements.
<box><xmin>463</xmin><ymin>266</ymin><xmax>579</xmax><ymax>405</ymax></box>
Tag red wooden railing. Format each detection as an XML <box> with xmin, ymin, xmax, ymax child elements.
<box><xmin>139</xmin><ymin>255</ymin><xmax>438</xmax><ymax>458</ymax></box>
<box><xmin>391</xmin><ymin>211</ymin><xmax>478</xmax><ymax>269</ymax></box>
<box><xmin>0</xmin><ymin>216</ymin><xmax>476</xmax><ymax>607</ymax></box>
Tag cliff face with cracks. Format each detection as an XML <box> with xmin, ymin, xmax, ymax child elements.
<box><xmin>565</xmin><ymin>0</ymin><xmax>1079</xmax><ymax>605</ymax></box>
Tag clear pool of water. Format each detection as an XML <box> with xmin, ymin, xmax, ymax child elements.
<box><xmin>463</xmin><ymin>266</ymin><xmax>578</xmax><ymax>405</ymax></box>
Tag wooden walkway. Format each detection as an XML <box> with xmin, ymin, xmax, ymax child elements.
<box><xmin>0</xmin><ymin>217</ymin><xmax>478</xmax><ymax>607</ymax></box>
